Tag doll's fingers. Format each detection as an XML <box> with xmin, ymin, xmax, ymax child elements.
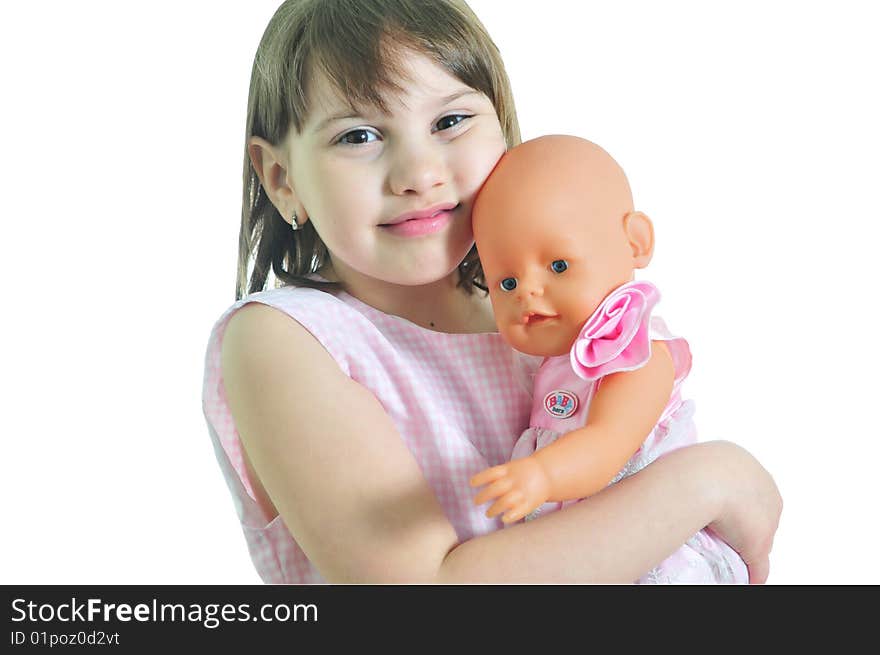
<box><xmin>502</xmin><ymin>500</ymin><xmax>535</xmax><ymax>524</ymax></box>
<box><xmin>486</xmin><ymin>490</ymin><xmax>524</xmax><ymax>519</ymax></box>
<box><xmin>470</xmin><ymin>466</ymin><xmax>507</xmax><ymax>488</ymax></box>
<box><xmin>474</xmin><ymin>477</ymin><xmax>513</xmax><ymax>506</ymax></box>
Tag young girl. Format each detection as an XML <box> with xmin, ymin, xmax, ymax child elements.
<box><xmin>202</xmin><ymin>0</ymin><xmax>781</xmax><ymax>584</ymax></box>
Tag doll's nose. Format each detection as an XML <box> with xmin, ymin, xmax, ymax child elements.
<box><xmin>516</xmin><ymin>282</ymin><xmax>543</xmax><ymax>301</ymax></box>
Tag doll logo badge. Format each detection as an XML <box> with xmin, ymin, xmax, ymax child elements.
<box><xmin>543</xmin><ymin>390</ymin><xmax>578</xmax><ymax>419</ymax></box>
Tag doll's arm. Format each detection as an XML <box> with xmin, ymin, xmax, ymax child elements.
<box><xmin>538</xmin><ymin>340</ymin><xmax>675</xmax><ymax>499</ymax></box>
<box><xmin>472</xmin><ymin>341</ymin><xmax>674</xmax><ymax>523</ymax></box>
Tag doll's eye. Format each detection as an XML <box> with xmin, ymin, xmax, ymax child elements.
<box><xmin>499</xmin><ymin>277</ymin><xmax>518</xmax><ymax>292</ymax></box>
<box><xmin>551</xmin><ymin>259</ymin><xmax>568</xmax><ymax>274</ymax></box>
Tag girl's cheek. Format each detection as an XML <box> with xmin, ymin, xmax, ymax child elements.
<box><xmin>457</xmin><ymin>144</ymin><xmax>505</xmax><ymax>194</ymax></box>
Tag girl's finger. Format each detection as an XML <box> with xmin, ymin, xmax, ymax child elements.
<box><xmin>747</xmin><ymin>556</ymin><xmax>770</xmax><ymax>585</ymax></box>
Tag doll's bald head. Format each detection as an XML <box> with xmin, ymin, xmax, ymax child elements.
<box><xmin>472</xmin><ymin>135</ymin><xmax>656</xmax><ymax>356</ymax></box>
<box><xmin>473</xmin><ymin>135</ymin><xmax>637</xmax><ymax>243</ymax></box>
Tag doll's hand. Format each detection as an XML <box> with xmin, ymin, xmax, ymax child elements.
<box><xmin>470</xmin><ymin>456</ymin><xmax>552</xmax><ymax>524</ymax></box>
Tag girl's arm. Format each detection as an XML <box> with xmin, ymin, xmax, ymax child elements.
<box><xmin>471</xmin><ymin>342</ymin><xmax>674</xmax><ymax>523</ymax></box>
<box><xmin>444</xmin><ymin>440</ymin><xmax>780</xmax><ymax>583</ymax></box>
<box><xmin>222</xmin><ymin>304</ymin><xmax>780</xmax><ymax>583</ymax></box>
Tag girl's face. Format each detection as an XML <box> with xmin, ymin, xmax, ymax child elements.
<box><xmin>285</xmin><ymin>50</ymin><xmax>506</xmax><ymax>288</ymax></box>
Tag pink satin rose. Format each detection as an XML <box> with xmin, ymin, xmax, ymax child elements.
<box><xmin>570</xmin><ymin>280</ymin><xmax>660</xmax><ymax>381</ymax></box>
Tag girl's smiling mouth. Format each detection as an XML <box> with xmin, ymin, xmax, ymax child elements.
<box><xmin>380</xmin><ymin>203</ymin><xmax>460</xmax><ymax>237</ymax></box>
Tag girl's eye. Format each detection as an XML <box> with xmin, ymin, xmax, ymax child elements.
<box><xmin>551</xmin><ymin>259</ymin><xmax>568</xmax><ymax>274</ymax></box>
<box><xmin>434</xmin><ymin>114</ymin><xmax>470</xmax><ymax>132</ymax></box>
<box><xmin>499</xmin><ymin>277</ymin><xmax>518</xmax><ymax>292</ymax></box>
<box><xmin>338</xmin><ymin>128</ymin><xmax>379</xmax><ymax>145</ymax></box>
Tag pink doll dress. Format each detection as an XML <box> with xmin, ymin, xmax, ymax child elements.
<box><xmin>511</xmin><ymin>280</ymin><xmax>749</xmax><ymax>584</ymax></box>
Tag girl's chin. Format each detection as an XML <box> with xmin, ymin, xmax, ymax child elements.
<box><xmin>388</xmin><ymin>264</ymin><xmax>465</xmax><ymax>287</ymax></box>
<box><xmin>387</xmin><ymin>254</ymin><xmax>475</xmax><ymax>287</ymax></box>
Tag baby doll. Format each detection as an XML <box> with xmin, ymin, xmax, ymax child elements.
<box><xmin>470</xmin><ymin>135</ymin><xmax>748</xmax><ymax>583</ymax></box>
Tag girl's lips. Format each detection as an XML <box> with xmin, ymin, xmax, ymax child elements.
<box><xmin>380</xmin><ymin>207</ymin><xmax>457</xmax><ymax>237</ymax></box>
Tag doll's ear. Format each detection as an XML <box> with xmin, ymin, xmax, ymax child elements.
<box><xmin>623</xmin><ymin>211</ymin><xmax>654</xmax><ymax>269</ymax></box>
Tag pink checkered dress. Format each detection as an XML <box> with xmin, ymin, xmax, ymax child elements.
<box><xmin>202</xmin><ymin>286</ymin><xmax>536</xmax><ymax>583</ymax></box>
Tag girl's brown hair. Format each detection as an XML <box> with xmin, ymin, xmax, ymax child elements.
<box><xmin>236</xmin><ymin>0</ymin><xmax>521</xmax><ymax>300</ymax></box>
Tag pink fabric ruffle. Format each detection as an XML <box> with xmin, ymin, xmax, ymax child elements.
<box><xmin>569</xmin><ymin>280</ymin><xmax>660</xmax><ymax>381</ymax></box>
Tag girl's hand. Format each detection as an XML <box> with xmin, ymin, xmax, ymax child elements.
<box><xmin>470</xmin><ymin>456</ymin><xmax>552</xmax><ymax>523</ymax></box>
<box><xmin>704</xmin><ymin>441</ymin><xmax>783</xmax><ymax>584</ymax></box>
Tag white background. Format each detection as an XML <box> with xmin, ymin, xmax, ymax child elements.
<box><xmin>2</xmin><ymin>1</ymin><xmax>877</xmax><ymax>584</ymax></box>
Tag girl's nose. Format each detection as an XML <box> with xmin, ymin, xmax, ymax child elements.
<box><xmin>388</xmin><ymin>142</ymin><xmax>448</xmax><ymax>196</ymax></box>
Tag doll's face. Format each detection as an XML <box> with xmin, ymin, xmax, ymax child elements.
<box><xmin>473</xmin><ymin>136</ymin><xmax>651</xmax><ymax>358</ymax></box>
<box><xmin>477</xmin><ymin>204</ymin><xmax>637</xmax><ymax>357</ymax></box>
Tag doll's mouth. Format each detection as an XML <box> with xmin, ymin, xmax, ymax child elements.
<box><xmin>522</xmin><ymin>312</ymin><xmax>559</xmax><ymax>326</ymax></box>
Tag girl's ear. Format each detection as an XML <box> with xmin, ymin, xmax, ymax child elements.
<box><xmin>623</xmin><ymin>211</ymin><xmax>654</xmax><ymax>269</ymax></box>
<box><xmin>247</xmin><ymin>136</ymin><xmax>304</xmax><ymax>226</ymax></box>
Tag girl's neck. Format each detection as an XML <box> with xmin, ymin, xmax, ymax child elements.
<box><xmin>319</xmin><ymin>261</ymin><xmax>496</xmax><ymax>334</ymax></box>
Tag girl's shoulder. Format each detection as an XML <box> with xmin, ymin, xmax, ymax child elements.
<box><xmin>209</xmin><ymin>285</ymin><xmax>370</xmax><ymax>375</ymax></box>
<box><xmin>216</xmin><ymin>285</ymin><xmax>352</xmax><ymax>333</ymax></box>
